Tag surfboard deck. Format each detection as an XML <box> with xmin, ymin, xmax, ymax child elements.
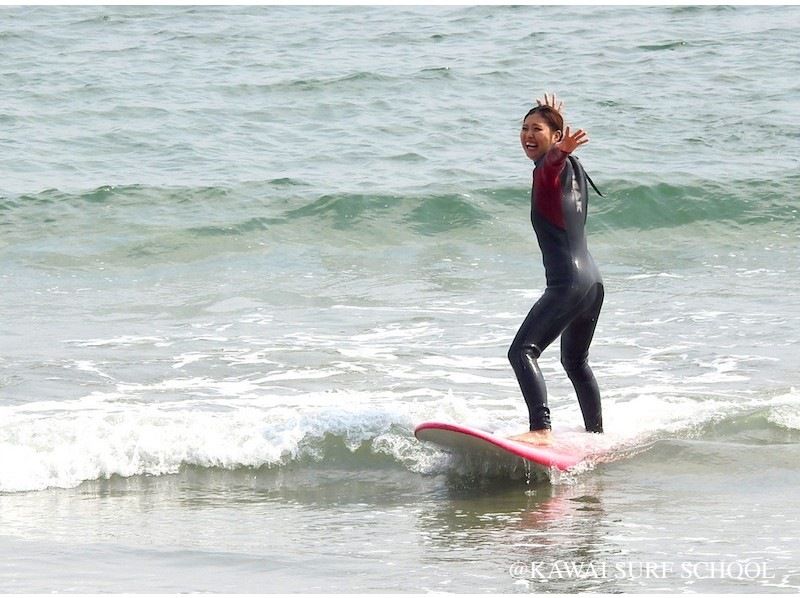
<box><xmin>414</xmin><ymin>421</ymin><xmax>585</xmax><ymax>471</ymax></box>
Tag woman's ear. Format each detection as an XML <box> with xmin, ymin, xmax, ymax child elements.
<box><xmin>554</xmin><ymin>130</ymin><xmax>563</xmax><ymax>142</ymax></box>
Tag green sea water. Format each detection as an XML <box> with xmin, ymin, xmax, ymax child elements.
<box><xmin>1</xmin><ymin>5</ymin><xmax>799</xmax><ymax>593</ymax></box>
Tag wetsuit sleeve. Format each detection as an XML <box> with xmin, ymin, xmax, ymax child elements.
<box><xmin>540</xmin><ymin>146</ymin><xmax>569</xmax><ymax>181</ymax></box>
<box><xmin>532</xmin><ymin>146</ymin><xmax>570</xmax><ymax>229</ymax></box>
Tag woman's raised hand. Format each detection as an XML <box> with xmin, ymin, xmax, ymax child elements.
<box><xmin>555</xmin><ymin>126</ymin><xmax>589</xmax><ymax>154</ymax></box>
<box><xmin>536</xmin><ymin>92</ymin><xmax>563</xmax><ymax>114</ymax></box>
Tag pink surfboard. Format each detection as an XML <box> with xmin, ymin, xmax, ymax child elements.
<box><xmin>414</xmin><ymin>421</ymin><xmax>585</xmax><ymax>471</ymax></box>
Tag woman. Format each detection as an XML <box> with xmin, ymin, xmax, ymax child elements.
<box><xmin>508</xmin><ymin>94</ymin><xmax>604</xmax><ymax>445</ymax></box>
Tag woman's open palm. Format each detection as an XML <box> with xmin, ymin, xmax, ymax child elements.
<box><xmin>555</xmin><ymin>126</ymin><xmax>588</xmax><ymax>154</ymax></box>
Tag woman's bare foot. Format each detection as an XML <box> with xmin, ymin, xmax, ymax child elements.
<box><xmin>508</xmin><ymin>429</ymin><xmax>553</xmax><ymax>446</ymax></box>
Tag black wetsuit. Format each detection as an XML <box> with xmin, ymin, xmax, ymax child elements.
<box><xmin>508</xmin><ymin>147</ymin><xmax>604</xmax><ymax>433</ymax></box>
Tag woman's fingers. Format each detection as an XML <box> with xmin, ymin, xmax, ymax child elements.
<box><xmin>535</xmin><ymin>92</ymin><xmax>564</xmax><ymax>113</ymax></box>
<box><xmin>569</xmin><ymin>128</ymin><xmax>588</xmax><ymax>143</ymax></box>
<box><xmin>558</xmin><ymin>127</ymin><xmax>589</xmax><ymax>151</ymax></box>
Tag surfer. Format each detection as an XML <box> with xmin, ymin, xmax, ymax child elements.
<box><xmin>508</xmin><ymin>93</ymin><xmax>604</xmax><ymax>445</ymax></box>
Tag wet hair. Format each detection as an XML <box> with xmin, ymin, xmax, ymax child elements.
<box><xmin>522</xmin><ymin>105</ymin><xmax>563</xmax><ymax>139</ymax></box>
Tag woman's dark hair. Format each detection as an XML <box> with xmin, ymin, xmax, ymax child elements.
<box><xmin>522</xmin><ymin>105</ymin><xmax>563</xmax><ymax>137</ymax></box>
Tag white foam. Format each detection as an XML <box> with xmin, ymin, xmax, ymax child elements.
<box><xmin>0</xmin><ymin>391</ymin><xmax>416</xmax><ymax>493</ymax></box>
<box><xmin>337</xmin><ymin>346</ymin><xmax>399</xmax><ymax>361</ymax></box>
<box><xmin>1</xmin><ymin>366</ymin><xmax>791</xmax><ymax>493</ymax></box>
<box><xmin>766</xmin><ymin>389</ymin><xmax>800</xmax><ymax>430</ymax></box>
<box><xmin>115</xmin><ymin>376</ymin><xmax>265</xmax><ymax>398</ymax></box>
<box><xmin>2</xmin><ymin>374</ymin><xmax>527</xmax><ymax>492</ymax></box>
<box><xmin>220</xmin><ymin>348</ymin><xmax>280</xmax><ymax>367</ymax></box>
<box><xmin>72</xmin><ymin>360</ymin><xmax>115</xmax><ymax>380</ymax></box>
<box><xmin>172</xmin><ymin>353</ymin><xmax>208</xmax><ymax>369</ymax></box>
<box><xmin>205</xmin><ymin>297</ymin><xmax>263</xmax><ymax>313</ymax></box>
<box><xmin>625</xmin><ymin>272</ymin><xmax>684</xmax><ymax>280</ymax></box>
<box><xmin>63</xmin><ymin>335</ymin><xmax>169</xmax><ymax>347</ymax></box>
<box><xmin>420</xmin><ymin>356</ymin><xmax>507</xmax><ymax>369</ymax></box>
<box><xmin>254</xmin><ymin>368</ymin><xmax>340</xmax><ymax>382</ymax></box>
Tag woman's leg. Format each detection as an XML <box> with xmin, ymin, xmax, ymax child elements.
<box><xmin>560</xmin><ymin>283</ymin><xmax>604</xmax><ymax>433</ymax></box>
<box><xmin>508</xmin><ymin>288</ymin><xmax>576</xmax><ymax>431</ymax></box>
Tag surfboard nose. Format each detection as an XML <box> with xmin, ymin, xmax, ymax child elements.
<box><xmin>414</xmin><ymin>421</ymin><xmax>584</xmax><ymax>471</ymax></box>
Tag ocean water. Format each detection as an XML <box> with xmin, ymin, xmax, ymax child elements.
<box><xmin>1</xmin><ymin>5</ymin><xmax>799</xmax><ymax>593</ymax></box>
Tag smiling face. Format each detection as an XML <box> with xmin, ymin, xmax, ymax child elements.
<box><xmin>520</xmin><ymin>111</ymin><xmax>562</xmax><ymax>162</ymax></box>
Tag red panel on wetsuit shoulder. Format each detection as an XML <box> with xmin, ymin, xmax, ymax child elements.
<box><xmin>532</xmin><ymin>147</ymin><xmax>568</xmax><ymax>230</ymax></box>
